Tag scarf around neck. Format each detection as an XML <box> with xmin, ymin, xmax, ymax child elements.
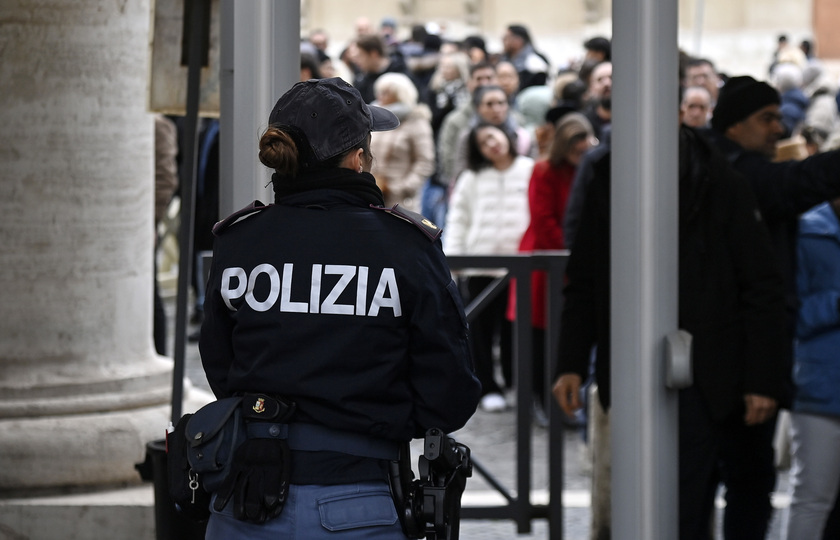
<box><xmin>271</xmin><ymin>167</ymin><xmax>385</xmax><ymax>206</ymax></box>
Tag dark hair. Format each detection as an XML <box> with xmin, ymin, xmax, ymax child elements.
<box><xmin>578</xmin><ymin>58</ymin><xmax>601</xmax><ymax>88</ymax></box>
<box><xmin>259</xmin><ymin>127</ymin><xmax>301</xmax><ymax>176</ymax></box>
<box><xmin>469</xmin><ymin>60</ymin><xmax>495</xmax><ymax>78</ymax></box>
<box><xmin>463</xmin><ymin>35</ymin><xmax>487</xmax><ymax>55</ymax></box>
<box><xmin>686</xmin><ymin>57</ymin><xmax>715</xmax><ymax>71</ymax></box>
<box><xmin>466</xmin><ymin>122</ymin><xmax>518</xmax><ymax>172</ymax></box>
<box><xmin>561</xmin><ymin>79</ymin><xmax>587</xmax><ymax>107</ymax></box>
<box><xmin>300</xmin><ymin>53</ymin><xmax>323</xmax><ymax>80</ymax></box>
<box><xmin>410</xmin><ymin>24</ymin><xmax>428</xmax><ymax>43</ymax></box>
<box><xmin>424</xmin><ymin>33</ymin><xmax>443</xmax><ymax>53</ymax></box>
<box><xmin>472</xmin><ymin>84</ymin><xmax>507</xmax><ymax>109</ymax></box>
<box><xmin>584</xmin><ymin>36</ymin><xmax>612</xmax><ymax>61</ymax></box>
<box><xmin>356</xmin><ymin>34</ymin><xmax>386</xmax><ymax>56</ymax></box>
<box><xmin>259</xmin><ymin>126</ymin><xmax>372</xmax><ymax>176</ymax></box>
<box><xmin>507</xmin><ymin>24</ymin><xmax>532</xmax><ymax>45</ymax></box>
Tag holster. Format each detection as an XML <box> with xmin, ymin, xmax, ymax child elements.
<box><xmin>389</xmin><ymin>442</ymin><xmax>425</xmax><ymax>539</ymax></box>
<box><xmin>388</xmin><ymin>429</ymin><xmax>472</xmax><ymax>540</ymax></box>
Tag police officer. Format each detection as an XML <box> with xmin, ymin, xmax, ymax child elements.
<box><xmin>198</xmin><ymin>77</ymin><xmax>481</xmax><ymax>539</ymax></box>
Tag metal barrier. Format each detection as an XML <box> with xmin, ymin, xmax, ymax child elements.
<box><xmin>445</xmin><ymin>252</ymin><xmax>569</xmax><ymax>540</ymax></box>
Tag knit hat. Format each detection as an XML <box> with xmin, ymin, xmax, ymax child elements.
<box><xmin>711</xmin><ymin>76</ymin><xmax>780</xmax><ymax>132</ymax></box>
<box><xmin>269</xmin><ymin>77</ymin><xmax>399</xmax><ymax>162</ymax></box>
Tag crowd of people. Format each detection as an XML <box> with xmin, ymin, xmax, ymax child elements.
<box><xmin>301</xmin><ymin>19</ymin><xmax>840</xmax><ymax>540</ymax></box>
<box><xmin>179</xmin><ymin>15</ymin><xmax>840</xmax><ymax>538</ymax></box>
<box><xmin>298</xmin><ymin>18</ymin><xmax>612</xmax><ymax>418</ymax></box>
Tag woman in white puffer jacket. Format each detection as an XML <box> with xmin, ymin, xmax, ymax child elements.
<box><xmin>443</xmin><ymin>123</ymin><xmax>533</xmax><ymax>412</ymax></box>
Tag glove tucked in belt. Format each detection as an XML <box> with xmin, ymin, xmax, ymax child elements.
<box><xmin>212</xmin><ymin>393</ymin><xmax>296</xmax><ymax>523</ymax></box>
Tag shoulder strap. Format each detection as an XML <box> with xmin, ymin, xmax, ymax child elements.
<box><xmin>212</xmin><ymin>200</ymin><xmax>270</xmax><ymax>236</ymax></box>
<box><xmin>369</xmin><ymin>204</ymin><xmax>443</xmax><ymax>242</ymax></box>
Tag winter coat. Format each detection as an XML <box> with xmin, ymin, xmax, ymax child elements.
<box><xmin>154</xmin><ymin>114</ymin><xmax>178</xmax><ymax>226</ymax></box>
<box><xmin>200</xmin><ymin>170</ymin><xmax>480</xmax><ymax>487</ymax></box>
<box><xmin>805</xmin><ymin>92</ymin><xmax>839</xmax><ymax>139</ymax></box>
<box><xmin>705</xmin><ymin>129</ymin><xmax>840</xmax><ymax>327</ymax></box>
<box><xmin>443</xmin><ymin>156</ymin><xmax>533</xmax><ymax>258</ymax></box>
<box><xmin>556</xmin><ymin>127</ymin><xmax>791</xmax><ymax>420</ymax></box>
<box><xmin>507</xmin><ymin>159</ymin><xmax>576</xmax><ymax>328</ymax></box>
<box><xmin>436</xmin><ymin>103</ymin><xmax>475</xmax><ymax>186</ymax></box>
<box><xmin>370</xmin><ymin>103</ymin><xmax>436</xmax><ymax>213</ymax></box>
<box><xmin>503</xmin><ymin>44</ymin><xmax>549</xmax><ymax>90</ymax></box>
<box><xmin>780</xmin><ymin>88</ymin><xmax>810</xmax><ymax>137</ymax></box>
<box><xmin>793</xmin><ymin>202</ymin><xmax>840</xmax><ymax>417</ymax></box>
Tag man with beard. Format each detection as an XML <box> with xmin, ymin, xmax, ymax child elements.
<box><xmin>582</xmin><ymin>60</ymin><xmax>612</xmax><ymax>141</ymax></box>
<box><xmin>553</xmin><ymin>93</ymin><xmax>790</xmax><ymax>539</ymax></box>
<box><xmin>700</xmin><ymin>74</ymin><xmax>840</xmax><ymax>538</ymax></box>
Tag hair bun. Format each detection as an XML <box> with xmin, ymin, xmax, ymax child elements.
<box><xmin>259</xmin><ymin>127</ymin><xmax>299</xmax><ymax>175</ymax></box>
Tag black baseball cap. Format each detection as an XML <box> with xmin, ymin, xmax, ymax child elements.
<box><xmin>268</xmin><ymin>77</ymin><xmax>400</xmax><ymax>161</ymax></box>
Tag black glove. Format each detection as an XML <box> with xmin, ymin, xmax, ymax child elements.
<box><xmin>213</xmin><ymin>438</ymin><xmax>291</xmax><ymax>523</ymax></box>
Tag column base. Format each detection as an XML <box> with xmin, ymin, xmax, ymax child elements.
<box><xmin>0</xmin><ymin>383</ymin><xmax>213</xmax><ymax>491</ymax></box>
<box><xmin>0</xmin><ymin>485</ymin><xmax>155</xmax><ymax>540</ymax></box>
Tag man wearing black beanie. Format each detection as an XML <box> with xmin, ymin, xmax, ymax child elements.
<box><xmin>710</xmin><ymin>76</ymin><xmax>781</xmax><ymax>147</ymax></box>
<box><xmin>704</xmin><ymin>74</ymin><xmax>840</xmax><ymax>539</ymax></box>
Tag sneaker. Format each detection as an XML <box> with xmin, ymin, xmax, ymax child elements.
<box><xmin>532</xmin><ymin>402</ymin><xmax>550</xmax><ymax>428</ymax></box>
<box><xmin>480</xmin><ymin>393</ymin><xmax>507</xmax><ymax>412</ymax></box>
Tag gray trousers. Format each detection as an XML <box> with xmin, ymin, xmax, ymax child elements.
<box><xmin>787</xmin><ymin>411</ymin><xmax>840</xmax><ymax>539</ymax></box>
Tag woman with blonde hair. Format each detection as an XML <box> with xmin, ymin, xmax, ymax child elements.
<box><xmin>370</xmin><ymin>72</ymin><xmax>436</xmax><ymax>212</ymax></box>
<box><xmin>426</xmin><ymin>51</ymin><xmax>471</xmax><ymax>137</ymax></box>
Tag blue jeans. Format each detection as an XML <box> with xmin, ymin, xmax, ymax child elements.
<box><xmin>206</xmin><ymin>481</ymin><xmax>407</xmax><ymax>539</ymax></box>
<box><xmin>420</xmin><ymin>180</ymin><xmax>448</xmax><ymax>227</ymax></box>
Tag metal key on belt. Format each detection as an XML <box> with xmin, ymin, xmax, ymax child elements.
<box><xmin>189</xmin><ymin>470</ymin><xmax>200</xmax><ymax>504</ymax></box>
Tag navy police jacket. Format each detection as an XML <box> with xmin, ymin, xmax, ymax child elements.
<box><xmin>199</xmin><ymin>181</ymin><xmax>481</xmax><ymax>445</ymax></box>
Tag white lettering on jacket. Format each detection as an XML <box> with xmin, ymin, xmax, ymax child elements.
<box><xmin>220</xmin><ymin>263</ymin><xmax>401</xmax><ymax>317</ymax></box>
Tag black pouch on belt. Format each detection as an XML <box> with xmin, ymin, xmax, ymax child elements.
<box><xmin>166</xmin><ymin>412</ymin><xmax>212</xmax><ymax>521</ymax></box>
<box><xmin>184</xmin><ymin>396</ymin><xmax>246</xmax><ymax>493</ymax></box>
<box><xmin>212</xmin><ymin>394</ymin><xmax>297</xmax><ymax>524</ymax></box>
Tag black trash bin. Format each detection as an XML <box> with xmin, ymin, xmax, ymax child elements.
<box><xmin>136</xmin><ymin>439</ymin><xmax>207</xmax><ymax>540</ymax></box>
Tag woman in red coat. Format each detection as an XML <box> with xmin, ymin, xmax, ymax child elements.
<box><xmin>509</xmin><ymin>112</ymin><xmax>595</xmax><ymax>420</ymax></box>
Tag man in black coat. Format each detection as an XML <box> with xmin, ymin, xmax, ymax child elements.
<box><xmin>703</xmin><ymin>75</ymin><xmax>840</xmax><ymax>539</ymax></box>
<box><xmin>704</xmin><ymin>76</ymin><xmax>840</xmax><ymax>325</ymax></box>
<box><xmin>552</xmin><ymin>125</ymin><xmax>790</xmax><ymax>540</ymax></box>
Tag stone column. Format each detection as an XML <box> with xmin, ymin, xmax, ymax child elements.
<box><xmin>0</xmin><ymin>0</ymin><xmax>188</xmax><ymax>490</ymax></box>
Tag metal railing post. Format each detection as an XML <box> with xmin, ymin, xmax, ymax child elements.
<box><xmin>447</xmin><ymin>253</ymin><xmax>567</xmax><ymax>538</ymax></box>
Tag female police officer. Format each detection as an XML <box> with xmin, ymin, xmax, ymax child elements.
<box><xmin>198</xmin><ymin>77</ymin><xmax>481</xmax><ymax>538</ymax></box>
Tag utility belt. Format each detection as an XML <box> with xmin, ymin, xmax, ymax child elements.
<box><xmin>166</xmin><ymin>393</ymin><xmax>398</xmax><ymax>524</ymax></box>
<box><xmin>166</xmin><ymin>394</ymin><xmax>472</xmax><ymax>536</ymax></box>
<box><xmin>246</xmin><ymin>421</ymin><xmax>399</xmax><ymax>460</ymax></box>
